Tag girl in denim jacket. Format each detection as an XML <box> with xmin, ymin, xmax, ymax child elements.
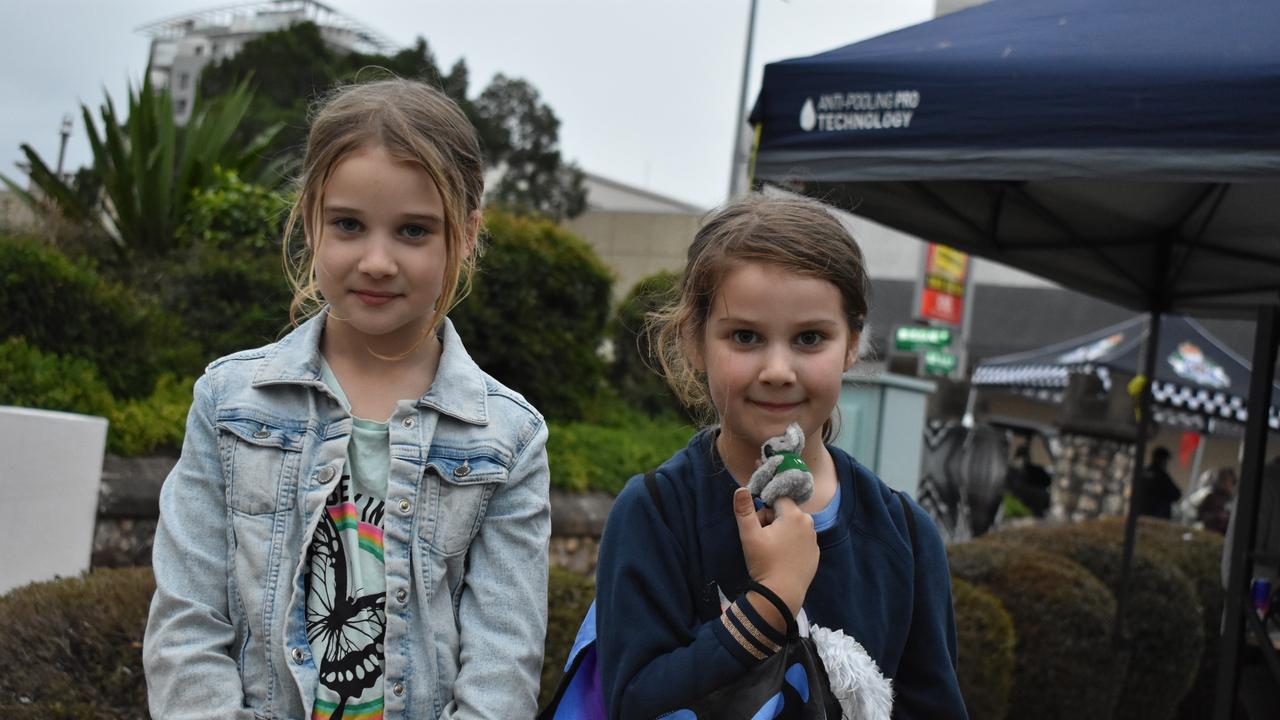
<box><xmin>144</xmin><ymin>79</ymin><xmax>551</xmax><ymax>720</ymax></box>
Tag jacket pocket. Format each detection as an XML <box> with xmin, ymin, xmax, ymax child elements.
<box><xmin>217</xmin><ymin>414</ymin><xmax>305</xmax><ymax>515</ymax></box>
<box><xmin>422</xmin><ymin>449</ymin><xmax>509</xmax><ymax>557</ymax></box>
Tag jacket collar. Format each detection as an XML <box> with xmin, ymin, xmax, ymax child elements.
<box><xmin>253</xmin><ymin>310</ymin><xmax>489</xmax><ymax>425</ymax></box>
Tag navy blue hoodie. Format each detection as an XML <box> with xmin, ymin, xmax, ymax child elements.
<box><xmin>594</xmin><ymin>431</ymin><xmax>967</xmax><ymax>719</ymax></box>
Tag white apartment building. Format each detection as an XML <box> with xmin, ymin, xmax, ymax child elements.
<box><xmin>137</xmin><ymin>0</ymin><xmax>391</xmax><ymax>124</ymax></box>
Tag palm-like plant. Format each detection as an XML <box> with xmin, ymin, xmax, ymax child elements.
<box><xmin>2</xmin><ymin>74</ymin><xmax>281</xmax><ymax>257</ymax></box>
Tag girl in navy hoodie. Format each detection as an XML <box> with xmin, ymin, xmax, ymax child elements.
<box><xmin>594</xmin><ymin>193</ymin><xmax>967</xmax><ymax>719</ymax></box>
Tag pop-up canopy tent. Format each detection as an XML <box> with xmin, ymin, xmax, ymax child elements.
<box><xmin>749</xmin><ymin>0</ymin><xmax>1280</xmax><ymax>714</ymax></box>
<box><xmin>974</xmin><ymin>314</ymin><xmax>1280</xmax><ymax>433</ymax></box>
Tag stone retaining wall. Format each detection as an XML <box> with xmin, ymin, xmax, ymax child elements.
<box><xmin>93</xmin><ymin>455</ymin><xmax>615</xmax><ymax>574</ymax></box>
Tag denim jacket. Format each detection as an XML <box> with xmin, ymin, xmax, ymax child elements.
<box><xmin>144</xmin><ymin>313</ymin><xmax>551</xmax><ymax>719</ymax></box>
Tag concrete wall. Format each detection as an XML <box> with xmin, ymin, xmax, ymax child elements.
<box><xmin>564</xmin><ymin>210</ymin><xmax>701</xmax><ymax>300</ymax></box>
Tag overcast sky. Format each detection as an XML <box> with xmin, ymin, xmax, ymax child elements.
<box><xmin>1</xmin><ymin>0</ymin><xmax>934</xmax><ymax>209</ymax></box>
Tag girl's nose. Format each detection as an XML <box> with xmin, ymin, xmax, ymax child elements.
<box><xmin>358</xmin><ymin>236</ymin><xmax>397</xmax><ymax>278</ymax></box>
<box><xmin>759</xmin><ymin>346</ymin><xmax>797</xmax><ymax>385</ymax></box>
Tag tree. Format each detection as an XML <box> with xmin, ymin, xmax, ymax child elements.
<box><xmin>1</xmin><ymin>76</ymin><xmax>280</xmax><ymax>258</ymax></box>
<box><xmin>198</xmin><ymin>22</ymin><xmax>586</xmax><ymax>219</ymax></box>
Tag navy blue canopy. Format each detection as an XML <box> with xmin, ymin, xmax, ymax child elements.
<box><xmin>749</xmin><ymin>0</ymin><xmax>1280</xmax><ymax>316</ymax></box>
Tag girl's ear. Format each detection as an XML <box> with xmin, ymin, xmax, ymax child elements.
<box><xmin>685</xmin><ymin>332</ymin><xmax>706</xmax><ymax>373</ymax></box>
<box><xmin>844</xmin><ymin>332</ymin><xmax>861</xmax><ymax>371</ymax></box>
<box><xmin>463</xmin><ymin>210</ymin><xmax>482</xmax><ymax>259</ymax></box>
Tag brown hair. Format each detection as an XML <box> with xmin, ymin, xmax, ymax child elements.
<box><xmin>282</xmin><ymin>77</ymin><xmax>485</xmax><ymax>333</ymax></box>
<box><xmin>652</xmin><ymin>193</ymin><xmax>870</xmax><ymax>435</ymax></box>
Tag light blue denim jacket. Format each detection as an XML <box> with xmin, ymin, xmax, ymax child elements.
<box><xmin>144</xmin><ymin>313</ymin><xmax>550</xmax><ymax>719</ymax></box>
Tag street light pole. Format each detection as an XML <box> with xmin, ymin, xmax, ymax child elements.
<box><xmin>55</xmin><ymin>115</ymin><xmax>73</xmax><ymax>178</ymax></box>
<box><xmin>728</xmin><ymin>0</ymin><xmax>760</xmax><ymax>199</ymax></box>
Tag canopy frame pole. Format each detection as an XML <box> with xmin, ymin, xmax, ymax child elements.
<box><xmin>1214</xmin><ymin>304</ymin><xmax>1280</xmax><ymax>720</ymax></box>
<box><xmin>1167</xmin><ymin>183</ymin><xmax>1230</xmax><ymax>290</ymax></box>
<box><xmin>1114</xmin><ymin>308</ymin><xmax>1163</xmax><ymax>642</ymax></box>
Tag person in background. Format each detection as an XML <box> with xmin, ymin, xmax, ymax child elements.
<box><xmin>1135</xmin><ymin>446</ymin><xmax>1181</xmax><ymax>519</ymax></box>
<box><xmin>1006</xmin><ymin>442</ymin><xmax>1052</xmax><ymax>518</ymax></box>
<box><xmin>1196</xmin><ymin>467</ymin><xmax>1237</xmax><ymax>534</ymax></box>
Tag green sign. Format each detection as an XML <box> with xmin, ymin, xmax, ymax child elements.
<box><xmin>895</xmin><ymin>326</ymin><xmax>952</xmax><ymax>352</ymax></box>
<box><xmin>924</xmin><ymin>349</ymin><xmax>958</xmax><ymax>376</ymax></box>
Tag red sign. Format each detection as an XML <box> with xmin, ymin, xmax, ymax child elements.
<box><xmin>918</xmin><ymin>244</ymin><xmax>969</xmax><ymax>326</ymax></box>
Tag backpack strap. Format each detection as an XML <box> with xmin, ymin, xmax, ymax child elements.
<box><xmin>643</xmin><ymin>469</ymin><xmax>719</xmax><ymax>620</ymax></box>
<box><xmin>896</xmin><ymin>490</ymin><xmax>918</xmax><ymax>555</ymax></box>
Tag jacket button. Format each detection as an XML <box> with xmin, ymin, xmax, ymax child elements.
<box><xmin>393</xmin><ymin>682</ymin><xmax>405</xmax><ymax>696</ymax></box>
<box><xmin>453</xmin><ymin>462</ymin><xmax>471</xmax><ymax>478</ymax></box>
<box><xmin>398</xmin><ymin>498</ymin><xmax>412</xmax><ymax>514</ymax></box>
<box><xmin>252</xmin><ymin>429</ymin><xmax>271</xmax><ymax>439</ymax></box>
<box><xmin>291</xmin><ymin>647</ymin><xmax>305</xmax><ymax>664</ymax></box>
<box><xmin>319</xmin><ymin>467</ymin><xmax>336</xmax><ymax>483</ymax></box>
<box><xmin>402</xmin><ymin>416</ymin><xmax>415</xmax><ymax>429</ymax></box>
<box><xmin>395</xmin><ymin>588</ymin><xmax>408</xmax><ymax>603</ymax></box>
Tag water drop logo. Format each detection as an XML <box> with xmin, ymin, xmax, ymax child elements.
<box><xmin>799</xmin><ymin>98</ymin><xmax>816</xmax><ymax>131</ymax></box>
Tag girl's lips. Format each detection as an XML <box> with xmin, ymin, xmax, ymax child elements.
<box><xmin>752</xmin><ymin>400</ymin><xmax>802</xmax><ymax>412</ymax></box>
<box><xmin>353</xmin><ymin>290</ymin><xmax>398</xmax><ymax>306</ymax></box>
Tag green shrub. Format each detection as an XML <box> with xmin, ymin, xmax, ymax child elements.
<box><xmin>106</xmin><ymin>375</ymin><xmax>195</xmax><ymax>457</ymax></box>
<box><xmin>993</xmin><ymin>522</ymin><xmax>1203</xmax><ymax>720</ymax></box>
<box><xmin>540</xmin><ymin>566</ymin><xmax>596</xmax><ymax>708</ymax></box>
<box><xmin>178</xmin><ymin>167</ymin><xmax>289</xmax><ymax>252</ymax></box>
<box><xmin>609</xmin><ymin>270</ymin><xmax>687</xmax><ymax>419</ymax></box>
<box><xmin>948</xmin><ymin>541</ymin><xmax>1122</xmax><ymax>720</ymax></box>
<box><xmin>0</xmin><ymin>337</ymin><xmax>115</xmax><ymax>418</ymax></box>
<box><xmin>0</xmin><ymin>236</ymin><xmax>200</xmax><ymax>397</ymax></box>
<box><xmin>952</xmin><ymin>577</ymin><xmax>1015</xmax><ymax>720</ymax></box>
<box><xmin>0</xmin><ymin>567</ymin><xmax>154</xmax><ymax>719</ymax></box>
<box><xmin>547</xmin><ymin>412</ymin><xmax>692</xmax><ymax>494</ymax></box>
<box><xmin>1083</xmin><ymin>517</ymin><xmax>1224</xmax><ymax>720</ymax></box>
<box><xmin>452</xmin><ymin>209</ymin><xmax>614</xmax><ymax>421</ymax></box>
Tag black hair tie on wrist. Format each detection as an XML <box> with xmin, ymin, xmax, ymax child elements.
<box><xmin>745</xmin><ymin>580</ymin><xmax>798</xmax><ymax>637</ymax></box>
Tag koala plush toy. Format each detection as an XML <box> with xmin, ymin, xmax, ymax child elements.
<box><xmin>747</xmin><ymin>422</ymin><xmax>814</xmax><ymax>507</ymax></box>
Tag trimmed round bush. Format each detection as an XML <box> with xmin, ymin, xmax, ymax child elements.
<box><xmin>452</xmin><ymin>209</ymin><xmax>614</xmax><ymax>421</ymax></box>
<box><xmin>952</xmin><ymin>577</ymin><xmax>1015</xmax><ymax>720</ymax></box>
<box><xmin>609</xmin><ymin>270</ymin><xmax>687</xmax><ymax>419</ymax></box>
<box><xmin>948</xmin><ymin>541</ymin><xmax>1122</xmax><ymax>720</ymax></box>
<box><xmin>0</xmin><ymin>567</ymin><xmax>155</xmax><ymax>719</ymax></box>
<box><xmin>1084</xmin><ymin>516</ymin><xmax>1224</xmax><ymax>720</ymax></box>
<box><xmin>541</xmin><ymin>566</ymin><xmax>596</xmax><ymax>708</ymax></box>
<box><xmin>993</xmin><ymin>522</ymin><xmax>1203</xmax><ymax>720</ymax></box>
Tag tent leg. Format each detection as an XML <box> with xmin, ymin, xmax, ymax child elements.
<box><xmin>1114</xmin><ymin>310</ymin><xmax>1162</xmax><ymax>642</ymax></box>
<box><xmin>1214</xmin><ymin>305</ymin><xmax>1280</xmax><ymax>720</ymax></box>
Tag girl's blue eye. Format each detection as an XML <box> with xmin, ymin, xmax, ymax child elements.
<box><xmin>731</xmin><ymin>330</ymin><xmax>758</xmax><ymax>345</ymax></box>
<box><xmin>334</xmin><ymin>218</ymin><xmax>362</xmax><ymax>233</ymax></box>
<box><xmin>402</xmin><ymin>224</ymin><xmax>430</xmax><ymax>240</ymax></box>
<box><xmin>796</xmin><ymin>331</ymin><xmax>825</xmax><ymax>347</ymax></box>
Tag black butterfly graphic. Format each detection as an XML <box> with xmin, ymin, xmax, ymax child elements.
<box><xmin>306</xmin><ymin>482</ymin><xmax>387</xmax><ymax>719</ymax></box>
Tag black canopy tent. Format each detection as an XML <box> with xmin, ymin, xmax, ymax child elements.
<box><xmin>748</xmin><ymin>0</ymin><xmax>1280</xmax><ymax>714</ymax></box>
<box><xmin>973</xmin><ymin>314</ymin><xmax>1280</xmax><ymax>435</ymax></box>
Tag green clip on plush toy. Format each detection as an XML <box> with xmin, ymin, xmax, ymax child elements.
<box><xmin>747</xmin><ymin>422</ymin><xmax>814</xmax><ymax>507</ymax></box>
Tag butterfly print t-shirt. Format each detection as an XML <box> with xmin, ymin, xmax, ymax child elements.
<box><xmin>307</xmin><ymin>362</ymin><xmax>390</xmax><ymax>720</ymax></box>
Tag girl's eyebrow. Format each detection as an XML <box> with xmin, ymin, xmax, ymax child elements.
<box><xmin>322</xmin><ymin>206</ymin><xmax>443</xmax><ymax>224</ymax></box>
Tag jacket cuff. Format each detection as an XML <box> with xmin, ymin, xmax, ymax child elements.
<box><xmin>712</xmin><ymin>595</ymin><xmax>787</xmax><ymax>666</ymax></box>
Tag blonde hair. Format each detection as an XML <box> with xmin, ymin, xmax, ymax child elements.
<box><xmin>282</xmin><ymin>77</ymin><xmax>485</xmax><ymax>334</ymax></box>
<box><xmin>652</xmin><ymin>193</ymin><xmax>870</xmax><ymax>436</ymax></box>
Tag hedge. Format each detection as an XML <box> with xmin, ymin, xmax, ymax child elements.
<box><xmin>1082</xmin><ymin>517</ymin><xmax>1225</xmax><ymax>720</ymax></box>
<box><xmin>452</xmin><ymin>209</ymin><xmax>614</xmax><ymax>421</ymax></box>
<box><xmin>993</xmin><ymin>523</ymin><xmax>1203</xmax><ymax>720</ymax></box>
<box><xmin>0</xmin><ymin>236</ymin><xmax>199</xmax><ymax>398</ymax></box>
<box><xmin>0</xmin><ymin>566</ymin><xmax>596</xmax><ymax>719</ymax></box>
<box><xmin>948</xmin><ymin>541</ymin><xmax>1122</xmax><ymax>720</ymax></box>
<box><xmin>0</xmin><ymin>568</ymin><xmax>154</xmax><ymax>719</ymax></box>
<box><xmin>952</xmin><ymin>576</ymin><xmax>1015</xmax><ymax>720</ymax></box>
<box><xmin>546</xmin><ymin>412</ymin><xmax>692</xmax><ymax>494</ymax></box>
<box><xmin>609</xmin><ymin>270</ymin><xmax>687</xmax><ymax>420</ymax></box>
